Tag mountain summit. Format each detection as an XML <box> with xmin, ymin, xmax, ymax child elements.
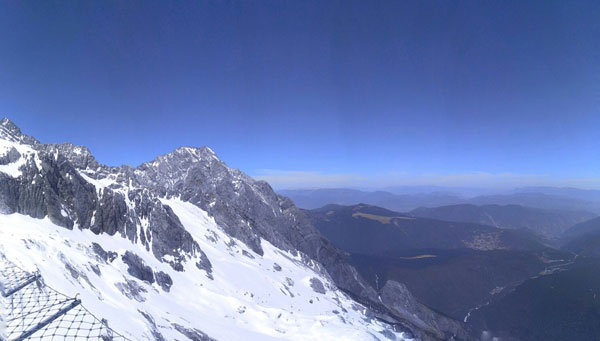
<box><xmin>0</xmin><ymin>118</ymin><xmax>466</xmax><ymax>340</ymax></box>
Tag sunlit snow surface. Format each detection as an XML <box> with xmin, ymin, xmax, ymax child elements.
<box><xmin>0</xmin><ymin>198</ymin><xmax>410</xmax><ymax>340</ymax></box>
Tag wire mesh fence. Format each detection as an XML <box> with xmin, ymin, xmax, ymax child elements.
<box><xmin>0</xmin><ymin>258</ymin><xmax>129</xmax><ymax>341</ymax></box>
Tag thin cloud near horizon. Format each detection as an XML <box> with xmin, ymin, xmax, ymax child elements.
<box><xmin>252</xmin><ymin>169</ymin><xmax>600</xmax><ymax>191</ymax></box>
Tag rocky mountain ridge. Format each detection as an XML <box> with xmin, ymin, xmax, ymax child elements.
<box><xmin>0</xmin><ymin>118</ymin><xmax>467</xmax><ymax>340</ymax></box>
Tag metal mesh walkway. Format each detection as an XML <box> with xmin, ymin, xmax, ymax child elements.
<box><xmin>0</xmin><ymin>259</ymin><xmax>129</xmax><ymax>340</ymax></box>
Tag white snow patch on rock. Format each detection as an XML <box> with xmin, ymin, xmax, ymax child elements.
<box><xmin>0</xmin><ymin>139</ymin><xmax>37</xmax><ymax>177</ymax></box>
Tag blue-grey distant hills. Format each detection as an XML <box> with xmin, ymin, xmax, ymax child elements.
<box><xmin>514</xmin><ymin>186</ymin><xmax>600</xmax><ymax>202</ymax></box>
<box><xmin>467</xmin><ymin>192</ymin><xmax>600</xmax><ymax>214</ymax></box>
<box><xmin>411</xmin><ymin>204</ymin><xmax>596</xmax><ymax>239</ymax></box>
<box><xmin>307</xmin><ymin>203</ymin><xmax>546</xmax><ymax>254</ymax></box>
<box><xmin>561</xmin><ymin>216</ymin><xmax>600</xmax><ymax>257</ymax></box>
<box><xmin>278</xmin><ymin>188</ymin><xmax>464</xmax><ymax>212</ymax></box>
<box><xmin>279</xmin><ymin>188</ymin><xmax>600</xmax><ymax>215</ymax></box>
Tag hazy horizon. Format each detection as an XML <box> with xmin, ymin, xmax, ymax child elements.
<box><xmin>2</xmin><ymin>1</ymin><xmax>598</xmax><ymax>189</ymax></box>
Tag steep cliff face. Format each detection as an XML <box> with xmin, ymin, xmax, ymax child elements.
<box><xmin>0</xmin><ymin>119</ymin><xmax>210</xmax><ymax>274</ymax></box>
<box><xmin>133</xmin><ymin>146</ymin><xmax>382</xmax><ymax>303</ymax></box>
<box><xmin>0</xmin><ymin>118</ymin><xmax>468</xmax><ymax>340</ymax></box>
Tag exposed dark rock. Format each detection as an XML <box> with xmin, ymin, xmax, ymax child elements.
<box><xmin>0</xmin><ymin>147</ymin><xmax>21</xmax><ymax>165</ymax></box>
<box><xmin>116</xmin><ymin>279</ymin><xmax>147</xmax><ymax>302</ymax></box>
<box><xmin>172</xmin><ymin>323</ymin><xmax>216</xmax><ymax>341</ymax></box>
<box><xmin>380</xmin><ymin>280</ymin><xmax>470</xmax><ymax>340</ymax></box>
<box><xmin>309</xmin><ymin>277</ymin><xmax>326</xmax><ymax>294</ymax></box>
<box><xmin>242</xmin><ymin>250</ymin><xmax>255</xmax><ymax>259</ymax></box>
<box><xmin>64</xmin><ymin>262</ymin><xmax>80</xmax><ymax>279</ymax></box>
<box><xmin>138</xmin><ymin>310</ymin><xmax>166</xmax><ymax>341</ymax></box>
<box><xmin>155</xmin><ymin>271</ymin><xmax>173</xmax><ymax>292</ymax></box>
<box><xmin>90</xmin><ymin>263</ymin><xmax>101</xmax><ymax>276</ymax></box>
<box><xmin>196</xmin><ymin>258</ymin><xmax>213</xmax><ymax>279</ymax></box>
<box><xmin>380</xmin><ymin>329</ymin><xmax>397</xmax><ymax>340</ymax></box>
<box><xmin>273</xmin><ymin>263</ymin><xmax>282</xmax><ymax>271</ymax></box>
<box><xmin>122</xmin><ymin>251</ymin><xmax>154</xmax><ymax>284</ymax></box>
<box><xmin>91</xmin><ymin>242</ymin><xmax>117</xmax><ymax>263</ymax></box>
<box><xmin>380</xmin><ymin>281</ymin><xmax>421</xmax><ymax>317</ymax></box>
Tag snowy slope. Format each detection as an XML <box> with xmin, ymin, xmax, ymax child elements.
<box><xmin>0</xmin><ymin>291</ymin><xmax>5</xmax><ymax>340</ymax></box>
<box><xmin>0</xmin><ymin>203</ymin><xmax>410</xmax><ymax>340</ymax></box>
<box><xmin>0</xmin><ymin>118</ymin><xmax>467</xmax><ymax>340</ymax></box>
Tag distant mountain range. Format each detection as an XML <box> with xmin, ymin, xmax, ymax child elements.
<box><xmin>280</xmin><ymin>187</ymin><xmax>600</xmax><ymax>215</ymax></box>
<box><xmin>467</xmin><ymin>192</ymin><xmax>600</xmax><ymax>214</ymax></box>
<box><xmin>561</xmin><ymin>216</ymin><xmax>600</xmax><ymax>257</ymax></box>
<box><xmin>307</xmin><ymin>203</ymin><xmax>546</xmax><ymax>254</ymax></box>
<box><xmin>411</xmin><ymin>204</ymin><xmax>596</xmax><ymax>239</ymax></box>
<box><xmin>381</xmin><ymin>185</ymin><xmax>495</xmax><ymax>197</ymax></box>
<box><xmin>563</xmin><ymin>216</ymin><xmax>600</xmax><ymax>238</ymax></box>
<box><xmin>279</xmin><ymin>188</ymin><xmax>464</xmax><ymax>212</ymax></box>
<box><xmin>514</xmin><ymin>186</ymin><xmax>600</xmax><ymax>202</ymax></box>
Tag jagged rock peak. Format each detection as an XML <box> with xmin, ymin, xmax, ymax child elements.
<box><xmin>175</xmin><ymin>145</ymin><xmax>217</xmax><ymax>157</ymax></box>
<box><xmin>134</xmin><ymin>144</ymin><xmax>255</xmax><ymax>192</ymax></box>
<box><xmin>0</xmin><ymin>118</ymin><xmax>39</xmax><ymax>145</ymax></box>
<box><xmin>44</xmin><ymin>142</ymin><xmax>100</xmax><ymax>170</ymax></box>
<box><xmin>141</xmin><ymin>146</ymin><xmax>220</xmax><ymax>167</ymax></box>
<box><xmin>0</xmin><ymin>117</ymin><xmax>469</xmax><ymax>339</ymax></box>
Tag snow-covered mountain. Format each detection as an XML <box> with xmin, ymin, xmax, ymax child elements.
<box><xmin>0</xmin><ymin>118</ymin><xmax>466</xmax><ymax>340</ymax></box>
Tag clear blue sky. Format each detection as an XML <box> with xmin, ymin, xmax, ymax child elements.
<box><xmin>1</xmin><ymin>1</ymin><xmax>599</xmax><ymax>189</ymax></box>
